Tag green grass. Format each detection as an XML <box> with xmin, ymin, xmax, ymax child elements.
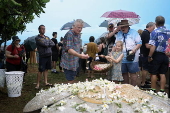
<box><xmin>0</xmin><ymin>64</ymin><xmax>105</xmax><ymax>113</ymax></box>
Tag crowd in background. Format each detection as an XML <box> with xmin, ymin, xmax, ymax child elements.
<box><xmin>0</xmin><ymin>16</ymin><xmax>169</xmax><ymax>94</ymax></box>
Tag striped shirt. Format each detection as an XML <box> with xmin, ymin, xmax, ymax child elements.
<box><xmin>60</xmin><ymin>30</ymin><xmax>81</xmax><ymax>71</ymax></box>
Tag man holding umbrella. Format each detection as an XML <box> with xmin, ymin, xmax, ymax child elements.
<box><xmin>60</xmin><ymin>19</ymin><xmax>89</xmax><ymax>84</ymax></box>
<box><xmin>35</xmin><ymin>25</ymin><xmax>55</xmax><ymax>89</ymax></box>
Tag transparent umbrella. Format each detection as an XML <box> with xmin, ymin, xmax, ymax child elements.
<box><xmin>99</xmin><ymin>20</ymin><xmax>108</xmax><ymax>27</ymax></box>
<box><xmin>60</xmin><ymin>20</ymin><xmax>91</xmax><ymax>30</ymax></box>
<box><xmin>99</xmin><ymin>18</ymin><xmax>140</xmax><ymax>27</ymax></box>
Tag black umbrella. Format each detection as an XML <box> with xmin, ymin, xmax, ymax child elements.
<box><xmin>24</xmin><ymin>35</ymin><xmax>37</xmax><ymax>51</ymax></box>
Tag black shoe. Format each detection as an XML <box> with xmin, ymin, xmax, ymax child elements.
<box><xmin>145</xmin><ymin>81</ymin><xmax>151</xmax><ymax>85</ymax></box>
<box><xmin>140</xmin><ymin>84</ymin><xmax>151</xmax><ymax>89</ymax></box>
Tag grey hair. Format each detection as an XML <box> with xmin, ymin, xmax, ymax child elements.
<box><xmin>73</xmin><ymin>19</ymin><xmax>84</xmax><ymax>27</ymax></box>
<box><xmin>155</xmin><ymin>16</ymin><xmax>165</xmax><ymax>26</ymax></box>
<box><xmin>146</xmin><ymin>22</ymin><xmax>155</xmax><ymax>28</ymax></box>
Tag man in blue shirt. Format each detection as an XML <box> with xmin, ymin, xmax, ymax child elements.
<box><xmin>148</xmin><ymin>16</ymin><xmax>170</xmax><ymax>93</ymax></box>
<box><xmin>115</xmin><ymin>20</ymin><xmax>142</xmax><ymax>86</ymax></box>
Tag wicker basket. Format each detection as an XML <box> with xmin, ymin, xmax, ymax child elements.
<box><xmin>90</xmin><ymin>61</ymin><xmax>113</xmax><ymax>73</ymax></box>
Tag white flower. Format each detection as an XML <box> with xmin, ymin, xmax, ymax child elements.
<box><xmin>59</xmin><ymin>100</ymin><xmax>67</xmax><ymax>106</ymax></box>
<box><xmin>103</xmin><ymin>98</ymin><xmax>113</xmax><ymax>104</ymax></box>
<box><xmin>143</xmin><ymin>98</ymin><xmax>149</xmax><ymax>103</ymax></box>
<box><xmin>101</xmin><ymin>104</ymin><xmax>109</xmax><ymax>110</ymax></box>
<box><xmin>149</xmin><ymin>90</ymin><xmax>156</xmax><ymax>95</ymax></box>
<box><xmin>101</xmin><ymin>94</ymin><xmax>106</xmax><ymax>98</ymax></box>
<box><xmin>134</xmin><ymin>107</ymin><xmax>141</xmax><ymax>112</ymax></box>
<box><xmin>36</xmin><ymin>92</ymin><xmax>41</xmax><ymax>96</ymax></box>
<box><xmin>148</xmin><ymin>104</ymin><xmax>156</xmax><ymax>110</ymax></box>
<box><xmin>164</xmin><ymin>93</ymin><xmax>168</xmax><ymax>98</ymax></box>
<box><xmin>157</xmin><ymin>92</ymin><xmax>164</xmax><ymax>97</ymax></box>
<box><xmin>108</xmin><ymin>85</ymin><xmax>115</xmax><ymax>91</ymax></box>
<box><xmin>48</xmin><ymin>97</ymin><xmax>55</xmax><ymax>102</ymax></box>
<box><xmin>79</xmin><ymin>94</ymin><xmax>84</xmax><ymax>98</ymax></box>
<box><xmin>134</xmin><ymin>86</ymin><xmax>139</xmax><ymax>90</ymax></box>
<box><xmin>141</xmin><ymin>106</ymin><xmax>149</xmax><ymax>113</ymax></box>
<box><xmin>58</xmin><ymin>106</ymin><xmax>65</xmax><ymax>111</ymax></box>
<box><xmin>41</xmin><ymin>105</ymin><xmax>48</xmax><ymax>112</ymax></box>
<box><xmin>84</xmin><ymin>104</ymin><xmax>91</xmax><ymax>111</ymax></box>
<box><xmin>39</xmin><ymin>89</ymin><xmax>45</xmax><ymax>93</ymax></box>
<box><xmin>69</xmin><ymin>95</ymin><xmax>75</xmax><ymax>99</ymax></box>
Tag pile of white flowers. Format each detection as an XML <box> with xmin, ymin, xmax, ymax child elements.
<box><xmin>38</xmin><ymin>78</ymin><xmax>169</xmax><ymax>113</ymax></box>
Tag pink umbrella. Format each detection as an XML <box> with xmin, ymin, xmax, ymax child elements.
<box><xmin>101</xmin><ymin>10</ymin><xmax>140</xmax><ymax>18</ymax></box>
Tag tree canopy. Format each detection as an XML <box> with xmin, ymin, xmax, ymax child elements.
<box><xmin>0</xmin><ymin>0</ymin><xmax>50</xmax><ymax>47</ymax></box>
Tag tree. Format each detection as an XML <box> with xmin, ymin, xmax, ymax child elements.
<box><xmin>0</xmin><ymin>0</ymin><xmax>50</xmax><ymax>49</ymax></box>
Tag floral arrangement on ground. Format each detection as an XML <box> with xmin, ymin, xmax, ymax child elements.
<box><xmin>23</xmin><ymin>78</ymin><xmax>170</xmax><ymax>113</ymax></box>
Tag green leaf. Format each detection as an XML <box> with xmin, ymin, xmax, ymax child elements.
<box><xmin>42</xmin><ymin>0</ymin><xmax>50</xmax><ymax>3</ymax></box>
<box><xmin>10</xmin><ymin>0</ymin><xmax>22</xmax><ymax>6</ymax></box>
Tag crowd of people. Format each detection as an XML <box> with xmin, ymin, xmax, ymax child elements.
<box><xmin>1</xmin><ymin>16</ymin><xmax>169</xmax><ymax>94</ymax></box>
<box><xmin>81</xmin><ymin>16</ymin><xmax>170</xmax><ymax>93</ymax></box>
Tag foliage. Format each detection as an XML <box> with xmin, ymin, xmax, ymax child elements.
<box><xmin>0</xmin><ymin>0</ymin><xmax>50</xmax><ymax>46</ymax></box>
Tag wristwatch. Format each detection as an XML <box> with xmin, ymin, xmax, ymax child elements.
<box><xmin>148</xmin><ymin>56</ymin><xmax>152</xmax><ymax>59</ymax></box>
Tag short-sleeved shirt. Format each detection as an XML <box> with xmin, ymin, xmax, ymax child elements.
<box><xmin>115</xmin><ymin>28</ymin><xmax>142</xmax><ymax>63</ymax></box>
<box><xmin>165</xmin><ymin>38</ymin><xmax>170</xmax><ymax>67</ymax></box>
<box><xmin>51</xmin><ymin>38</ymin><xmax>58</xmax><ymax>54</ymax></box>
<box><xmin>6</xmin><ymin>45</ymin><xmax>24</xmax><ymax>65</ymax></box>
<box><xmin>60</xmin><ymin>30</ymin><xmax>81</xmax><ymax>71</ymax></box>
<box><xmin>149</xmin><ymin>26</ymin><xmax>170</xmax><ymax>53</ymax></box>
<box><xmin>140</xmin><ymin>29</ymin><xmax>150</xmax><ymax>56</ymax></box>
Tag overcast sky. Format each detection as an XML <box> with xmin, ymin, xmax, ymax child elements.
<box><xmin>11</xmin><ymin>0</ymin><xmax>170</xmax><ymax>45</ymax></box>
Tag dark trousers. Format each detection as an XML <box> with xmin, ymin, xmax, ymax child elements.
<box><xmin>6</xmin><ymin>61</ymin><xmax>21</xmax><ymax>72</ymax></box>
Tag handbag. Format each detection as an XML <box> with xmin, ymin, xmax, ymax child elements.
<box><xmin>123</xmin><ymin>34</ymin><xmax>135</xmax><ymax>61</ymax></box>
<box><xmin>126</xmin><ymin>50</ymin><xmax>135</xmax><ymax>61</ymax></box>
<box><xmin>20</xmin><ymin>59</ymin><xmax>27</xmax><ymax>73</ymax></box>
<box><xmin>16</xmin><ymin>45</ymin><xmax>28</xmax><ymax>73</ymax></box>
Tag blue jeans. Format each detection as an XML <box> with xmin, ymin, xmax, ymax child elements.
<box><xmin>122</xmin><ymin>62</ymin><xmax>139</xmax><ymax>73</ymax></box>
<box><xmin>64</xmin><ymin>69</ymin><xmax>78</xmax><ymax>81</ymax></box>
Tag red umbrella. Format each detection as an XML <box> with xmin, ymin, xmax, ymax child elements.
<box><xmin>101</xmin><ymin>10</ymin><xmax>140</xmax><ymax>18</ymax></box>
